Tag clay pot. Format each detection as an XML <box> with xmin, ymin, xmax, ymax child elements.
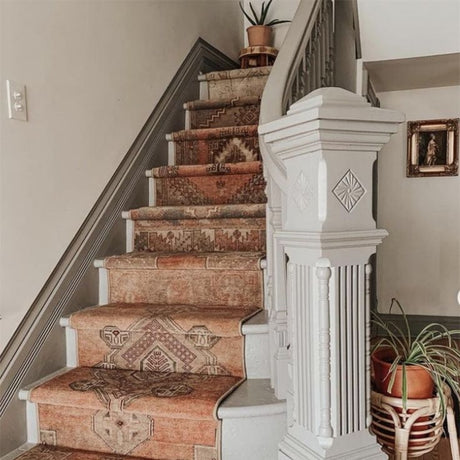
<box><xmin>247</xmin><ymin>25</ymin><xmax>272</xmax><ymax>47</ymax></box>
<box><xmin>371</xmin><ymin>348</ymin><xmax>434</xmax><ymax>399</ymax></box>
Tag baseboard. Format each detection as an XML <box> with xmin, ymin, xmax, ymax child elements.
<box><xmin>0</xmin><ymin>38</ymin><xmax>237</xmax><ymax>456</ymax></box>
<box><xmin>373</xmin><ymin>313</ymin><xmax>460</xmax><ymax>336</ymax></box>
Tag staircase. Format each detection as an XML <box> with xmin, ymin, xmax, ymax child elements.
<box><xmin>13</xmin><ymin>67</ymin><xmax>286</xmax><ymax>460</ymax></box>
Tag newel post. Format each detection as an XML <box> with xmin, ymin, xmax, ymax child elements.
<box><xmin>259</xmin><ymin>88</ymin><xmax>404</xmax><ymax>460</ymax></box>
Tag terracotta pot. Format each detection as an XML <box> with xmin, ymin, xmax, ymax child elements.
<box><xmin>371</xmin><ymin>348</ymin><xmax>434</xmax><ymax>399</ymax></box>
<box><xmin>247</xmin><ymin>25</ymin><xmax>272</xmax><ymax>47</ymax></box>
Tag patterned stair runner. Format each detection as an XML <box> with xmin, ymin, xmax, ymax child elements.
<box><xmin>128</xmin><ymin>203</ymin><xmax>266</xmax><ymax>253</ymax></box>
<box><xmin>18</xmin><ymin>66</ymin><xmax>269</xmax><ymax>460</ymax></box>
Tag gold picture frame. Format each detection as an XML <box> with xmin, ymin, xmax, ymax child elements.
<box><xmin>407</xmin><ymin>118</ymin><xmax>459</xmax><ymax>177</ymax></box>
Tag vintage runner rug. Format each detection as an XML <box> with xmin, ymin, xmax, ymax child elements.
<box><xmin>20</xmin><ymin>67</ymin><xmax>271</xmax><ymax>459</ymax></box>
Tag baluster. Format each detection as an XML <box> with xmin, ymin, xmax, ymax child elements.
<box><xmin>317</xmin><ymin>265</ymin><xmax>333</xmax><ymax>438</ymax></box>
<box><xmin>365</xmin><ymin>264</ymin><xmax>372</xmax><ymax>427</ymax></box>
<box><xmin>315</xmin><ymin>20</ymin><xmax>322</xmax><ymax>90</ymax></box>
<box><xmin>320</xmin><ymin>2</ymin><xmax>327</xmax><ymax>86</ymax></box>
<box><xmin>328</xmin><ymin>0</ymin><xmax>335</xmax><ymax>86</ymax></box>
<box><xmin>306</xmin><ymin>39</ymin><xmax>313</xmax><ymax>93</ymax></box>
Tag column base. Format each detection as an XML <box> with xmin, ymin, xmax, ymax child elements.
<box><xmin>279</xmin><ymin>430</ymin><xmax>386</xmax><ymax>460</ymax></box>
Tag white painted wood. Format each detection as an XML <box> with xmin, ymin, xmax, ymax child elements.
<box><xmin>94</xmin><ymin>264</ymin><xmax>108</xmax><ymax>305</ymax></box>
<box><xmin>185</xmin><ymin>108</ymin><xmax>191</xmax><ymax>130</ymax></box>
<box><xmin>62</xmin><ymin>320</ymin><xmax>78</xmax><ymax>368</ymax></box>
<box><xmin>199</xmin><ymin>75</ymin><xmax>209</xmax><ymax>100</ymax></box>
<box><xmin>125</xmin><ymin>217</ymin><xmax>134</xmax><ymax>253</ymax></box>
<box><xmin>259</xmin><ymin>88</ymin><xmax>403</xmax><ymax>459</ymax></box>
<box><xmin>219</xmin><ymin>379</ymin><xmax>287</xmax><ymax>460</ymax></box>
<box><xmin>242</xmin><ymin>309</ymin><xmax>269</xmax><ymax>384</ymax></box>
<box><xmin>168</xmin><ymin>140</ymin><xmax>175</xmax><ymax>166</ymax></box>
<box><xmin>148</xmin><ymin>177</ymin><xmax>156</xmax><ymax>207</ymax></box>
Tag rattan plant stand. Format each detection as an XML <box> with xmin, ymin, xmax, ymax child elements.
<box><xmin>370</xmin><ymin>386</ymin><xmax>459</xmax><ymax>460</ymax></box>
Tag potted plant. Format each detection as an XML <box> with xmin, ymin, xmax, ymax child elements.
<box><xmin>239</xmin><ymin>0</ymin><xmax>291</xmax><ymax>47</ymax></box>
<box><xmin>371</xmin><ymin>298</ymin><xmax>460</xmax><ymax>417</ymax></box>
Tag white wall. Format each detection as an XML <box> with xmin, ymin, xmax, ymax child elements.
<box><xmin>376</xmin><ymin>86</ymin><xmax>460</xmax><ymax>317</ymax></box>
<box><xmin>358</xmin><ymin>0</ymin><xmax>460</xmax><ymax>61</ymax></box>
<box><xmin>0</xmin><ymin>0</ymin><xmax>243</xmax><ymax>352</ymax></box>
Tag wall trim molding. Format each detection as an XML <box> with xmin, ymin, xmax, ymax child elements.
<box><xmin>0</xmin><ymin>38</ymin><xmax>237</xmax><ymax>455</ymax></box>
<box><xmin>373</xmin><ymin>313</ymin><xmax>460</xmax><ymax>336</ymax></box>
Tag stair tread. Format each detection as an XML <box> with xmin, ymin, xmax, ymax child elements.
<box><xmin>29</xmin><ymin>366</ymin><xmax>242</xmax><ymax>420</ymax></box>
<box><xmin>198</xmin><ymin>66</ymin><xmax>271</xmax><ymax>82</ymax></box>
<box><xmin>126</xmin><ymin>203</ymin><xmax>266</xmax><ymax>221</ymax></box>
<box><xmin>169</xmin><ymin>124</ymin><xmax>258</xmax><ymax>141</ymax></box>
<box><xmin>150</xmin><ymin>160</ymin><xmax>262</xmax><ymax>178</ymax></box>
<box><xmin>69</xmin><ymin>303</ymin><xmax>260</xmax><ymax>337</ymax></box>
<box><xmin>14</xmin><ymin>445</ymin><xmax>156</xmax><ymax>460</ymax></box>
<box><xmin>184</xmin><ymin>95</ymin><xmax>260</xmax><ymax>111</ymax></box>
<box><xmin>102</xmin><ymin>251</ymin><xmax>264</xmax><ymax>271</ymax></box>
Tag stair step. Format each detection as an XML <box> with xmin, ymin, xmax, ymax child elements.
<box><xmin>124</xmin><ymin>203</ymin><xmax>266</xmax><ymax>221</ymax></box>
<box><xmin>18</xmin><ymin>376</ymin><xmax>285</xmax><ymax>460</ymax></box>
<box><xmin>21</xmin><ymin>367</ymin><xmax>240</xmax><ymax>459</ymax></box>
<box><xmin>95</xmin><ymin>252</ymin><xmax>264</xmax><ymax>308</ymax></box>
<box><xmin>146</xmin><ymin>161</ymin><xmax>266</xmax><ymax>207</ymax></box>
<box><xmin>219</xmin><ymin>379</ymin><xmax>287</xmax><ymax>460</ymax></box>
<box><xmin>184</xmin><ymin>96</ymin><xmax>261</xmax><ymax>129</ymax></box>
<box><xmin>167</xmin><ymin>125</ymin><xmax>259</xmax><ymax>165</ymax></box>
<box><xmin>61</xmin><ymin>309</ymin><xmax>270</xmax><ymax>379</ymax></box>
<box><xmin>123</xmin><ymin>203</ymin><xmax>266</xmax><ymax>253</ymax></box>
<box><xmin>199</xmin><ymin>67</ymin><xmax>271</xmax><ymax>99</ymax></box>
<box><xmin>63</xmin><ymin>303</ymin><xmax>259</xmax><ymax>376</ymax></box>
<box><xmin>11</xmin><ymin>444</ymin><xmax>153</xmax><ymax>460</ymax></box>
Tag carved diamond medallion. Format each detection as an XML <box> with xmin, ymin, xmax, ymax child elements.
<box><xmin>292</xmin><ymin>171</ymin><xmax>313</xmax><ymax>211</ymax></box>
<box><xmin>332</xmin><ymin>169</ymin><xmax>366</xmax><ymax>212</ymax></box>
<box><xmin>93</xmin><ymin>410</ymin><xmax>152</xmax><ymax>455</ymax></box>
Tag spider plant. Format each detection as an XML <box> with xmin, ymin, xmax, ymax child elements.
<box><xmin>371</xmin><ymin>298</ymin><xmax>460</xmax><ymax>417</ymax></box>
<box><xmin>239</xmin><ymin>0</ymin><xmax>291</xmax><ymax>26</ymax></box>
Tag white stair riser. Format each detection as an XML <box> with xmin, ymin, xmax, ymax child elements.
<box><xmin>222</xmin><ymin>412</ymin><xmax>287</xmax><ymax>460</ymax></box>
<box><xmin>61</xmin><ymin>323</ymin><xmax>270</xmax><ymax>379</ymax></box>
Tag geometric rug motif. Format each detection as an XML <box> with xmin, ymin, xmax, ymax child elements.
<box><xmin>134</xmin><ymin>227</ymin><xmax>266</xmax><ymax>253</ymax></box>
<box><xmin>92</xmin><ymin>410</ymin><xmax>153</xmax><ymax>455</ymax></box>
<box><xmin>155</xmin><ymin>173</ymin><xmax>266</xmax><ymax>206</ymax></box>
<box><xmin>175</xmin><ymin>136</ymin><xmax>260</xmax><ymax>165</ymax></box>
<box><xmin>96</xmin><ymin>315</ymin><xmax>225</xmax><ymax>375</ymax></box>
<box><xmin>189</xmin><ymin>102</ymin><xmax>260</xmax><ymax>129</ymax></box>
<box><xmin>69</xmin><ymin>368</ymin><xmax>213</xmax><ymax>412</ymax></box>
<box><xmin>12</xmin><ymin>444</ymin><xmax>153</xmax><ymax>459</ymax></box>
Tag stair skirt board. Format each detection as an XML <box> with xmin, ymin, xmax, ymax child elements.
<box><xmin>10</xmin><ymin>64</ymin><xmax>285</xmax><ymax>460</ymax></box>
<box><xmin>18</xmin><ymin>379</ymin><xmax>286</xmax><ymax>460</ymax></box>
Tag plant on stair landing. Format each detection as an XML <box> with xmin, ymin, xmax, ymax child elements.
<box><xmin>371</xmin><ymin>298</ymin><xmax>460</xmax><ymax>419</ymax></box>
<box><xmin>239</xmin><ymin>0</ymin><xmax>290</xmax><ymax>47</ymax></box>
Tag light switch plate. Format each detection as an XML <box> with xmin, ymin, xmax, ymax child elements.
<box><xmin>6</xmin><ymin>80</ymin><xmax>28</xmax><ymax>121</ymax></box>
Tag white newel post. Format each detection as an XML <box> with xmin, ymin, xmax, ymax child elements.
<box><xmin>259</xmin><ymin>88</ymin><xmax>404</xmax><ymax>460</ymax></box>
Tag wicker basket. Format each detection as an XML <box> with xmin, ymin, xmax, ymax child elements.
<box><xmin>370</xmin><ymin>386</ymin><xmax>459</xmax><ymax>460</ymax></box>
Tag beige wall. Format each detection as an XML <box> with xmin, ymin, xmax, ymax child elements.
<box><xmin>377</xmin><ymin>86</ymin><xmax>460</xmax><ymax>316</ymax></box>
<box><xmin>358</xmin><ymin>0</ymin><xmax>460</xmax><ymax>61</ymax></box>
<box><xmin>0</xmin><ymin>0</ymin><xmax>243</xmax><ymax>352</ymax></box>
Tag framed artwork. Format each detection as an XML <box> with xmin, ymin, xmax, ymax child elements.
<box><xmin>406</xmin><ymin>118</ymin><xmax>459</xmax><ymax>177</ymax></box>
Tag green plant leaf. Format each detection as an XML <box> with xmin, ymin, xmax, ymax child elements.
<box><xmin>249</xmin><ymin>2</ymin><xmax>262</xmax><ymax>24</ymax></box>
<box><xmin>261</xmin><ymin>0</ymin><xmax>272</xmax><ymax>24</ymax></box>
<box><xmin>266</xmin><ymin>19</ymin><xmax>291</xmax><ymax>26</ymax></box>
<box><xmin>239</xmin><ymin>2</ymin><xmax>256</xmax><ymax>25</ymax></box>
